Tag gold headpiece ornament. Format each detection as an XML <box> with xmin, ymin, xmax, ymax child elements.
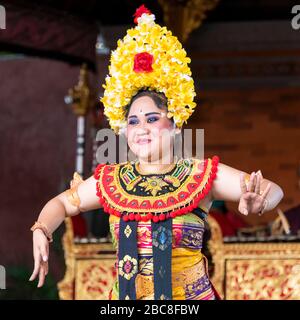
<box><xmin>101</xmin><ymin>4</ymin><xmax>197</xmax><ymax>134</ymax></box>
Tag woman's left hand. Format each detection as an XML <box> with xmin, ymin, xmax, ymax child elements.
<box><xmin>238</xmin><ymin>171</ymin><xmax>271</xmax><ymax>215</ymax></box>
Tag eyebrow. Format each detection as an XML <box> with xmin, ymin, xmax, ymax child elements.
<box><xmin>128</xmin><ymin>112</ymin><xmax>162</xmax><ymax>119</ymax></box>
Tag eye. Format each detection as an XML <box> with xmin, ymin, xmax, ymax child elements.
<box><xmin>128</xmin><ymin>118</ymin><xmax>139</xmax><ymax>125</ymax></box>
<box><xmin>147</xmin><ymin>116</ymin><xmax>159</xmax><ymax>123</ymax></box>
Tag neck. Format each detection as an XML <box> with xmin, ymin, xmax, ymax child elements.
<box><xmin>137</xmin><ymin>154</ymin><xmax>176</xmax><ymax>174</ymax></box>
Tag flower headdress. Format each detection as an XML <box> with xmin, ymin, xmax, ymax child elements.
<box><xmin>101</xmin><ymin>5</ymin><xmax>197</xmax><ymax>134</ymax></box>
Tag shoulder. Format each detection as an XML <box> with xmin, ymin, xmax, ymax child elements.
<box><xmin>93</xmin><ymin>161</ymin><xmax>131</xmax><ymax>180</ymax></box>
<box><xmin>185</xmin><ymin>156</ymin><xmax>220</xmax><ymax>211</ymax></box>
<box><xmin>186</xmin><ymin>155</ymin><xmax>220</xmax><ymax>190</ymax></box>
<box><xmin>189</xmin><ymin>155</ymin><xmax>220</xmax><ymax>199</ymax></box>
<box><xmin>93</xmin><ymin>163</ymin><xmax>107</xmax><ymax>180</ymax></box>
<box><xmin>189</xmin><ymin>155</ymin><xmax>220</xmax><ymax>173</ymax></box>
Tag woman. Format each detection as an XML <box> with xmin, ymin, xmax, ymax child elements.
<box><xmin>29</xmin><ymin>6</ymin><xmax>284</xmax><ymax>300</ymax></box>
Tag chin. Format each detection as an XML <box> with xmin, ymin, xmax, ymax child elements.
<box><xmin>129</xmin><ymin>146</ymin><xmax>154</xmax><ymax>161</ymax></box>
<box><xmin>134</xmin><ymin>149</ymin><xmax>153</xmax><ymax>160</ymax></box>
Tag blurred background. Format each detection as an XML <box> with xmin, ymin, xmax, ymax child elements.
<box><xmin>0</xmin><ymin>0</ymin><xmax>300</xmax><ymax>299</ymax></box>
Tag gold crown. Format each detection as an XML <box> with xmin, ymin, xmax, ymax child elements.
<box><xmin>101</xmin><ymin>5</ymin><xmax>197</xmax><ymax>134</ymax></box>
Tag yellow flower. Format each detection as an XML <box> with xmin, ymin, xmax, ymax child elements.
<box><xmin>100</xmin><ymin>12</ymin><xmax>197</xmax><ymax>134</ymax></box>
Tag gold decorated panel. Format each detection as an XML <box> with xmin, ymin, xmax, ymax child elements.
<box><xmin>225</xmin><ymin>259</ymin><xmax>300</xmax><ymax>300</ymax></box>
<box><xmin>75</xmin><ymin>259</ymin><xmax>117</xmax><ymax>300</ymax></box>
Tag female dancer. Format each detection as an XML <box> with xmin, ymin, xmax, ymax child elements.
<box><xmin>29</xmin><ymin>6</ymin><xmax>283</xmax><ymax>300</ymax></box>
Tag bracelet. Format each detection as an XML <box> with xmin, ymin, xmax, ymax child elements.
<box><xmin>30</xmin><ymin>221</ymin><xmax>53</xmax><ymax>242</ymax></box>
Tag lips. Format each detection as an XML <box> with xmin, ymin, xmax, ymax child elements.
<box><xmin>136</xmin><ymin>138</ymin><xmax>152</xmax><ymax>145</ymax></box>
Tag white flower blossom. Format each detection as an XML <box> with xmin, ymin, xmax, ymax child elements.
<box><xmin>171</xmin><ymin>57</ymin><xmax>182</xmax><ymax>64</ymax></box>
<box><xmin>137</xmin><ymin>14</ymin><xmax>155</xmax><ymax>26</ymax></box>
<box><xmin>181</xmin><ymin>74</ymin><xmax>192</xmax><ymax>81</ymax></box>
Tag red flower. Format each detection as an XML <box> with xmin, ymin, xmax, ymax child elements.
<box><xmin>133</xmin><ymin>4</ymin><xmax>152</xmax><ymax>24</ymax></box>
<box><xmin>133</xmin><ymin>52</ymin><xmax>154</xmax><ymax>73</ymax></box>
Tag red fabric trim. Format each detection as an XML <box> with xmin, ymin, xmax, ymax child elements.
<box><xmin>94</xmin><ymin>156</ymin><xmax>220</xmax><ymax>223</ymax></box>
<box><xmin>93</xmin><ymin>163</ymin><xmax>106</xmax><ymax>180</ymax></box>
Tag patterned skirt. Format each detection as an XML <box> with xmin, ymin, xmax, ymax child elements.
<box><xmin>108</xmin><ymin>211</ymin><xmax>218</xmax><ymax>300</ymax></box>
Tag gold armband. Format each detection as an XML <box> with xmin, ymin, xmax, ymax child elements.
<box><xmin>65</xmin><ymin>172</ymin><xmax>84</xmax><ymax>209</ymax></box>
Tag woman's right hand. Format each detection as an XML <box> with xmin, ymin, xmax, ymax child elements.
<box><xmin>29</xmin><ymin>229</ymin><xmax>49</xmax><ymax>287</ymax></box>
<box><xmin>27</xmin><ymin>173</ymin><xmax>102</xmax><ymax>287</ymax></box>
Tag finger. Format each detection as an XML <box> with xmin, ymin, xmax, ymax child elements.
<box><xmin>37</xmin><ymin>264</ymin><xmax>46</xmax><ymax>288</ymax></box>
<box><xmin>257</xmin><ymin>170</ymin><xmax>263</xmax><ymax>179</ymax></box>
<box><xmin>248</xmin><ymin>172</ymin><xmax>256</xmax><ymax>193</ymax></box>
<box><xmin>251</xmin><ymin>172</ymin><xmax>258</xmax><ymax>192</ymax></box>
<box><xmin>240</xmin><ymin>207</ymin><xmax>248</xmax><ymax>215</ymax></box>
<box><xmin>44</xmin><ymin>261</ymin><xmax>49</xmax><ymax>276</ymax></box>
<box><xmin>40</xmin><ymin>244</ymin><xmax>48</xmax><ymax>262</ymax></box>
<box><xmin>29</xmin><ymin>250</ymin><xmax>41</xmax><ymax>281</ymax></box>
<box><xmin>45</xmin><ymin>263</ymin><xmax>49</xmax><ymax>276</ymax></box>
<box><xmin>255</xmin><ymin>172</ymin><xmax>261</xmax><ymax>194</ymax></box>
<box><xmin>239</xmin><ymin>198</ymin><xmax>248</xmax><ymax>215</ymax></box>
<box><xmin>261</xmin><ymin>182</ymin><xmax>272</xmax><ymax>198</ymax></box>
<box><xmin>240</xmin><ymin>173</ymin><xmax>247</xmax><ymax>193</ymax></box>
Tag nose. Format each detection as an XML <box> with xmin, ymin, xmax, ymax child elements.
<box><xmin>136</xmin><ymin>127</ymin><xmax>150</xmax><ymax>138</ymax></box>
<box><xmin>127</xmin><ymin>122</ymin><xmax>150</xmax><ymax>142</ymax></box>
<box><xmin>134</xmin><ymin>119</ymin><xmax>151</xmax><ymax>135</ymax></box>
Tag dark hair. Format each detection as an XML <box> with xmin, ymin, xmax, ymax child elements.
<box><xmin>124</xmin><ymin>89</ymin><xmax>174</xmax><ymax>124</ymax></box>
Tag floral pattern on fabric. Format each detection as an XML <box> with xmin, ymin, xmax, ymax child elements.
<box><xmin>118</xmin><ymin>255</ymin><xmax>138</xmax><ymax>281</ymax></box>
<box><xmin>152</xmin><ymin>225</ymin><xmax>172</xmax><ymax>251</ymax></box>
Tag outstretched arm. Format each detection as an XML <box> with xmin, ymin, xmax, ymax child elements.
<box><xmin>34</xmin><ymin>174</ymin><xmax>101</xmax><ymax>234</ymax></box>
<box><xmin>29</xmin><ymin>174</ymin><xmax>101</xmax><ymax>287</ymax></box>
<box><xmin>211</xmin><ymin>163</ymin><xmax>284</xmax><ymax>215</ymax></box>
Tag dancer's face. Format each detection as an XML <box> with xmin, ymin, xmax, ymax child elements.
<box><xmin>125</xmin><ymin>96</ymin><xmax>177</xmax><ymax>163</ymax></box>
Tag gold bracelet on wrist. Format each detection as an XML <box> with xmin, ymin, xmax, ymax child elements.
<box><xmin>30</xmin><ymin>221</ymin><xmax>53</xmax><ymax>242</ymax></box>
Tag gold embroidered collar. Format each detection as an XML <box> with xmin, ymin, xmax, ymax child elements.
<box><xmin>94</xmin><ymin>156</ymin><xmax>219</xmax><ymax>223</ymax></box>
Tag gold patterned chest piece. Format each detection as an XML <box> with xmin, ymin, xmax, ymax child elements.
<box><xmin>94</xmin><ymin>156</ymin><xmax>220</xmax><ymax>223</ymax></box>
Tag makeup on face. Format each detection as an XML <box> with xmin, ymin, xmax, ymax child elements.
<box><xmin>125</xmin><ymin>96</ymin><xmax>175</xmax><ymax>162</ymax></box>
<box><xmin>127</xmin><ymin>111</ymin><xmax>169</xmax><ymax>145</ymax></box>
<box><xmin>127</xmin><ymin>111</ymin><xmax>165</xmax><ymax>126</ymax></box>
